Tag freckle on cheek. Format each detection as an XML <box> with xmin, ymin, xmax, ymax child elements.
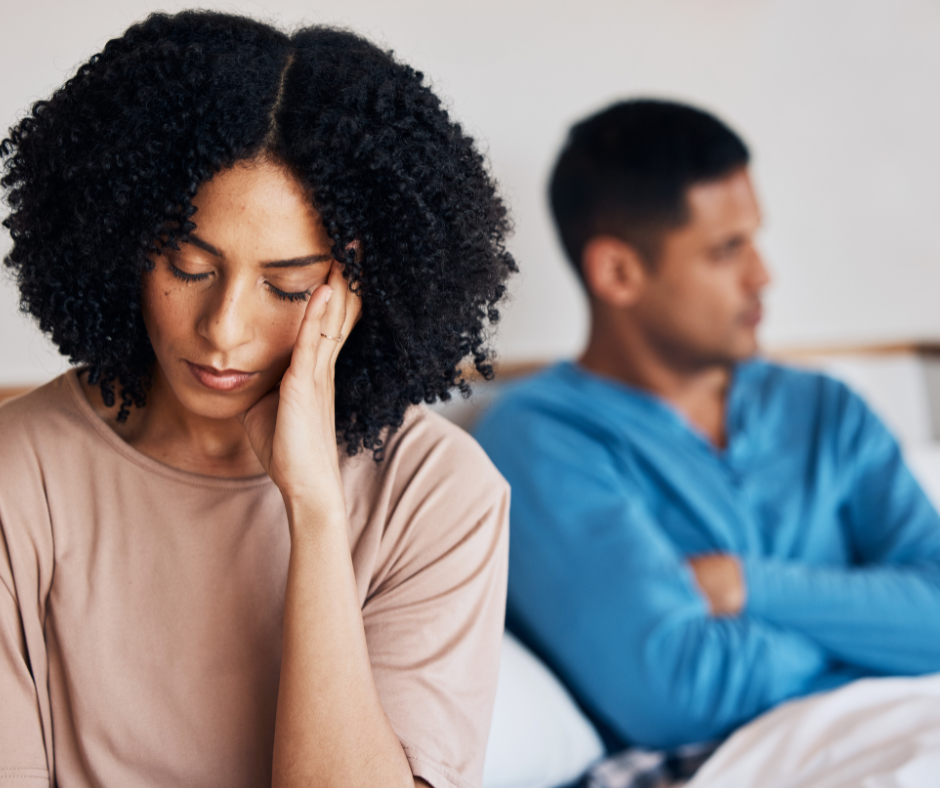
<box><xmin>164</xmin><ymin>291</ymin><xmax>170</xmax><ymax>297</ymax></box>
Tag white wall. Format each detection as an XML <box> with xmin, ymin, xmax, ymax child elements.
<box><xmin>2</xmin><ymin>0</ymin><xmax>939</xmax><ymax>385</ymax></box>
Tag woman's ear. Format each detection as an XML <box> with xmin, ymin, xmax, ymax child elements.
<box><xmin>342</xmin><ymin>241</ymin><xmax>364</xmax><ymax>329</ymax></box>
<box><xmin>345</xmin><ymin>239</ymin><xmax>362</xmax><ymax>263</ymax></box>
<box><xmin>580</xmin><ymin>235</ymin><xmax>647</xmax><ymax>308</ymax></box>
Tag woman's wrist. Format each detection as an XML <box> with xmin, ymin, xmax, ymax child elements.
<box><xmin>283</xmin><ymin>493</ymin><xmax>348</xmax><ymax>540</ymax></box>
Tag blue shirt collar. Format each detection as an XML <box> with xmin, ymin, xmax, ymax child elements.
<box><xmin>556</xmin><ymin>358</ymin><xmax>766</xmax><ymax>463</ymax></box>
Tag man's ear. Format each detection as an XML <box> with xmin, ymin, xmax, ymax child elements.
<box><xmin>581</xmin><ymin>235</ymin><xmax>647</xmax><ymax>308</ymax></box>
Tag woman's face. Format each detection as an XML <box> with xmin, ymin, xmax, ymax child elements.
<box><xmin>142</xmin><ymin>158</ymin><xmax>335</xmax><ymax>420</ymax></box>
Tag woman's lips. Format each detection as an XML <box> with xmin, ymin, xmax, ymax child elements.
<box><xmin>186</xmin><ymin>361</ymin><xmax>256</xmax><ymax>392</ymax></box>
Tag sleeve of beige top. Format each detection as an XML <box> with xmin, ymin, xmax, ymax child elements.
<box><xmin>360</xmin><ymin>424</ymin><xmax>510</xmax><ymax>788</ymax></box>
<box><xmin>0</xmin><ymin>391</ymin><xmax>54</xmax><ymax>786</ymax></box>
<box><xmin>0</xmin><ymin>521</ymin><xmax>51</xmax><ymax>786</ymax></box>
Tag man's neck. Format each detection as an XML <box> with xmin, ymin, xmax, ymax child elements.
<box><xmin>578</xmin><ymin>318</ymin><xmax>732</xmax><ymax>448</ymax></box>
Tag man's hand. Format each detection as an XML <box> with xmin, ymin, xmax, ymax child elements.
<box><xmin>689</xmin><ymin>554</ymin><xmax>746</xmax><ymax>616</ymax></box>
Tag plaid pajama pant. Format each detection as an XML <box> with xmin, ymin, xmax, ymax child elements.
<box><xmin>577</xmin><ymin>741</ymin><xmax>719</xmax><ymax>788</ymax></box>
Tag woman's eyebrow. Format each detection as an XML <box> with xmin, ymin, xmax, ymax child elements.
<box><xmin>185</xmin><ymin>234</ymin><xmax>223</xmax><ymax>257</ymax></box>
<box><xmin>183</xmin><ymin>235</ymin><xmax>332</xmax><ymax>268</ymax></box>
<box><xmin>262</xmin><ymin>254</ymin><xmax>334</xmax><ymax>269</ymax></box>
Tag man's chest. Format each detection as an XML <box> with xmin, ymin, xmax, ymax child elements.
<box><xmin>635</xmin><ymin>443</ymin><xmax>855</xmax><ymax>564</ymax></box>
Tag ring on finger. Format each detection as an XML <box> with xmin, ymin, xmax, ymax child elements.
<box><xmin>320</xmin><ymin>332</ymin><xmax>344</xmax><ymax>342</ymax></box>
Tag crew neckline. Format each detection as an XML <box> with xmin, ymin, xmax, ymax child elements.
<box><xmin>560</xmin><ymin>359</ymin><xmax>760</xmax><ymax>458</ymax></box>
<box><xmin>65</xmin><ymin>368</ymin><xmax>272</xmax><ymax>490</ymax></box>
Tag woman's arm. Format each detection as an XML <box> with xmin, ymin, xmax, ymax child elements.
<box><xmin>276</xmin><ymin>500</ymin><xmax>416</xmax><ymax>787</ymax></box>
<box><xmin>241</xmin><ymin>264</ymin><xmax>422</xmax><ymax>788</ymax></box>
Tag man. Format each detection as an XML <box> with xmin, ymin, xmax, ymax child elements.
<box><xmin>474</xmin><ymin>99</ymin><xmax>940</xmax><ymax>751</ymax></box>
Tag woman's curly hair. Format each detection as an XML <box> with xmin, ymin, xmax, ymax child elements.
<box><xmin>1</xmin><ymin>10</ymin><xmax>516</xmax><ymax>457</ymax></box>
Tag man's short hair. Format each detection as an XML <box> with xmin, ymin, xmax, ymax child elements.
<box><xmin>549</xmin><ymin>99</ymin><xmax>750</xmax><ymax>274</ymax></box>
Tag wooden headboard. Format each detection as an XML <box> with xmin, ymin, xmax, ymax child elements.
<box><xmin>479</xmin><ymin>341</ymin><xmax>940</xmax><ymax>383</ymax></box>
<box><xmin>3</xmin><ymin>341</ymin><xmax>940</xmax><ymax>405</ymax></box>
<box><xmin>0</xmin><ymin>385</ymin><xmax>36</xmax><ymax>406</ymax></box>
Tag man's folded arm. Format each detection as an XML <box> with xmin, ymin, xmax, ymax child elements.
<box><xmin>476</xmin><ymin>405</ymin><xmax>835</xmax><ymax>750</ymax></box>
<box><xmin>742</xmin><ymin>389</ymin><xmax>940</xmax><ymax>675</ymax></box>
<box><xmin>742</xmin><ymin>557</ymin><xmax>940</xmax><ymax>674</ymax></box>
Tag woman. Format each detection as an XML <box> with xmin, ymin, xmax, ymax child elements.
<box><xmin>0</xmin><ymin>11</ymin><xmax>514</xmax><ymax>788</ymax></box>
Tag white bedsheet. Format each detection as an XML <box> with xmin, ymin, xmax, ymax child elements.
<box><xmin>688</xmin><ymin>674</ymin><xmax>940</xmax><ymax>788</ymax></box>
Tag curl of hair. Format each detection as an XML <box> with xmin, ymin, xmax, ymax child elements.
<box><xmin>1</xmin><ymin>11</ymin><xmax>516</xmax><ymax>457</ymax></box>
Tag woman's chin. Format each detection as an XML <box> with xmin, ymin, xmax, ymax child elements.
<box><xmin>170</xmin><ymin>378</ymin><xmax>272</xmax><ymax>422</ymax></box>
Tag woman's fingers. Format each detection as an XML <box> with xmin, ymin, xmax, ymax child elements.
<box><xmin>288</xmin><ymin>261</ymin><xmax>358</xmax><ymax>387</ymax></box>
<box><xmin>288</xmin><ymin>280</ymin><xmax>333</xmax><ymax>382</ymax></box>
<box><xmin>320</xmin><ymin>262</ymin><xmax>348</xmax><ymax>339</ymax></box>
<box><xmin>315</xmin><ymin>263</ymin><xmax>352</xmax><ymax>374</ymax></box>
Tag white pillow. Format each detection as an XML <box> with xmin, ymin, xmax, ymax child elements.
<box><xmin>799</xmin><ymin>354</ymin><xmax>934</xmax><ymax>447</ymax></box>
<box><xmin>903</xmin><ymin>444</ymin><xmax>940</xmax><ymax>511</ymax></box>
<box><xmin>483</xmin><ymin>632</ymin><xmax>605</xmax><ymax>788</ymax></box>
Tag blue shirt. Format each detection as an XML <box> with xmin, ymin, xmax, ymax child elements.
<box><xmin>473</xmin><ymin>360</ymin><xmax>940</xmax><ymax>749</ymax></box>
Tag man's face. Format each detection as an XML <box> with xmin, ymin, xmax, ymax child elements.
<box><xmin>633</xmin><ymin>167</ymin><xmax>770</xmax><ymax>368</ymax></box>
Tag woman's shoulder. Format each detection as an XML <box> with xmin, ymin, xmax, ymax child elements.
<box><xmin>378</xmin><ymin>404</ymin><xmax>508</xmax><ymax>493</ymax></box>
<box><xmin>0</xmin><ymin>374</ymin><xmax>88</xmax><ymax>556</ymax></box>
<box><xmin>344</xmin><ymin>404</ymin><xmax>509</xmax><ymax>624</ymax></box>
<box><xmin>0</xmin><ymin>374</ymin><xmax>97</xmax><ymax>506</ymax></box>
<box><xmin>341</xmin><ymin>404</ymin><xmax>509</xmax><ymax>549</ymax></box>
<box><xmin>0</xmin><ymin>373</ymin><xmax>86</xmax><ymax>456</ymax></box>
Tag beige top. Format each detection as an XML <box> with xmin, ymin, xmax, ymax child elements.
<box><xmin>0</xmin><ymin>371</ymin><xmax>509</xmax><ymax>788</ymax></box>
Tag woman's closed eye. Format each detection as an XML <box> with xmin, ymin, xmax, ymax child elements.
<box><xmin>169</xmin><ymin>262</ymin><xmax>211</xmax><ymax>283</ymax></box>
<box><xmin>264</xmin><ymin>266</ymin><xmax>331</xmax><ymax>303</ymax></box>
<box><xmin>266</xmin><ymin>283</ymin><xmax>312</xmax><ymax>303</ymax></box>
<box><xmin>168</xmin><ymin>256</ymin><xmax>319</xmax><ymax>304</ymax></box>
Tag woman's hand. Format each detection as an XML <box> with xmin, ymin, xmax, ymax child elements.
<box><xmin>238</xmin><ymin>262</ymin><xmax>420</xmax><ymax>787</ymax></box>
<box><xmin>239</xmin><ymin>262</ymin><xmax>361</xmax><ymax>526</ymax></box>
<box><xmin>238</xmin><ymin>263</ymin><xmax>413</xmax><ymax>787</ymax></box>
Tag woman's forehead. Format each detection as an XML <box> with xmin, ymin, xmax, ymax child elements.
<box><xmin>189</xmin><ymin>160</ymin><xmax>330</xmax><ymax>261</ymax></box>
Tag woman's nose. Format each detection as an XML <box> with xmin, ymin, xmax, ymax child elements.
<box><xmin>196</xmin><ymin>279</ymin><xmax>254</xmax><ymax>352</ymax></box>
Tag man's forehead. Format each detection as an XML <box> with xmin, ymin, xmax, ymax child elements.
<box><xmin>684</xmin><ymin>168</ymin><xmax>762</xmax><ymax>234</ymax></box>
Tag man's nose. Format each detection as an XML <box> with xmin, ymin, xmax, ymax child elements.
<box><xmin>748</xmin><ymin>247</ymin><xmax>772</xmax><ymax>292</ymax></box>
<box><xmin>196</xmin><ymin>279</ymin><xmax>253</xmax><ymax>351</ymax></box>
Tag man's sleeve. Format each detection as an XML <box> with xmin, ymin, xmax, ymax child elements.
<box><xmin>475</xmin><ymin>402</ymin><xmax>837</xmax><ymax>751</ymax></box>
<box><xmin>742</xmin><ymin>385</ymin><xmax>940</xmax><ymax>675</ymax></box>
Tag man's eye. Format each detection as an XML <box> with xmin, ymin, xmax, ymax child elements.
<box><xmin>713</xmin><ymin>241</ymin><xmax>744</xmax><ymax>260</ymax></box>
